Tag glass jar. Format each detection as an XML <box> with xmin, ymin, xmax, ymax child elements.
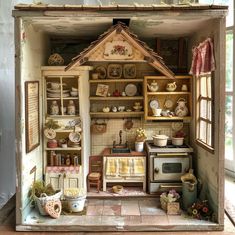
<box><xmin>50</xmin><ymin>101</ymin><xmax>59</xmax><ymax>115</ymax></box>
<box><xmin>67</xmin><ymin>100</ymin><xmax>76</xmax><ymax>115</ymax></box>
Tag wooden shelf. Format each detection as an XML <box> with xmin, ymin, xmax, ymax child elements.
<box><xmin>54</xmin><ymin>129</ymin><xmax>76</xmax><ymax>132</ymax></box>
<box><xmin>46</xmin><ymin>115</ymin><xmax>78</xmax><ymax>118</ymax></box>
<box><xmin>144</xmin><ymin>75</ymin><xmax>192</xmax><ymax>80</ymax></box>
<box><xmin>145</xmin><ymin>116</ymin><xmax>192</xmax><ymax>121</ymax></box>
<box><xmin>45</xmin><ymin>147</ymin><xmax>81</xmax><ymax>151</ymax></box>
<box><xmin>147</xmin><ymin>91</ymin><xmax>190</xmax><ymax>95</ymax></box>
<box><xmin>90</xmin><ymin>111</ymin><xmax>144</xmax><ymax>118</ymax></box>
<box><xmin>89</xmin><ymin>78</ymin><xmax>143</xmax><ymax>83</ymax></box>
<box><xmin>90</xmin><ymin>96</ymin><xmax>143</xmax><ymax>101</ymax></box>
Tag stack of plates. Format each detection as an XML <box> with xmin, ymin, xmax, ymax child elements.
<box><xmin>47</xmin><ymin>88</ymin><xmax>70</xmax><ymax>98</ymax></box>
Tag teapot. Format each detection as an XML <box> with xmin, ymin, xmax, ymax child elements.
<box><xmin>175</xmin><ymin>98</ymin><xmax>188</xmax><ymax>117</ymax></box>
<box><xmin>147</xmin><ymin>80</ymin><xmax>159</xmax><ymax>92</ymax></box>
<box><xmin>166</xmin><ymin>82</ymin><xmax>177</xmax><ymax>92</ymax></box>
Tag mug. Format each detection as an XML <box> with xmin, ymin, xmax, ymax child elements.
<box><xmin>181</xmin><ymin>84</ymin><xmax>188</xmax><ymax>91</ymax></box>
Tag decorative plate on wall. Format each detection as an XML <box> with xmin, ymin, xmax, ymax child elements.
<box><xmin>95</xmin><ymin>66</ymin><xmax>107</xmax><ymax>79</ymax></box>
<box><xmin>125</xmin><ymin>83</ymin><xmax>137</xmax><ymax>96</ymax></box>
<box><xmin>107</xmin><ymin>64</ymin><xmax>122</xmax><ymax>79</ymax></box>
<box><xmin>123</xmin><ymin>64</ymin><xmax>136</xmax><ymax>79</ymax></box>
<box><xmin>164</xmin><ymin>97</ymin><xmax>174</xmax><ymax>109</ymax></box>
<box><xmin>149</xmin><ymin>99</ymin><xmax>159</xmax><ymax>109</ymax></box>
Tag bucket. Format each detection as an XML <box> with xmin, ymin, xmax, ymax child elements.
<box><xmin>65</xmin><ymin>195</ymin><xmax>86</xmax><ymax>212</ymax></box>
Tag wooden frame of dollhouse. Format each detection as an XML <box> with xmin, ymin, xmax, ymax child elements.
<box><xmin>13</xmin><ymin>4</ymin><xmax>227</xmax><ymax>232</ymax></box>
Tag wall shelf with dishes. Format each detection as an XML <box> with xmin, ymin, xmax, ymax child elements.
<box><xmin>42</xmin><ymin>70</ymin><xmax>83</xmax><ymax>191</ymax></box>
<box><xmin>144</xmin><ymin>75</ymin><xmax>192</xmax><ymax>121</ymax></box>
<box><xmin>89</xmin><ymin>64</ymin><xmax>144</xmax><ymax>118</ymax></box>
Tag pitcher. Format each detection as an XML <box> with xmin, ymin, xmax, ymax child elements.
<box><xmin>175</xmin><ymin>98</ymin><xmax>188</xmax><ymax>117</ymax></box>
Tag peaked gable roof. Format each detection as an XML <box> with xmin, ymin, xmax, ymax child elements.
<box><xmin>65</xmin><ymin>22</ymin><xmax>174</xmax><ymax>79</ymax></box>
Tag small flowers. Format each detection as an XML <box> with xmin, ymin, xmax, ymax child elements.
<box><xmin>160</xmin><ymin>189</ymin><xmax>180</xmax><ymax>203</ymax></box>
<box><xmin>187</xmin><ymin>200</ymin><xmax>212</xmax><ymax>220</ymax></box>
<box><xmin>135</xmin><ymin>128</ymin><xmax>147</xmax><ymax>142</ymax></box>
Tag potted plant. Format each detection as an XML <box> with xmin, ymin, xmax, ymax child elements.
<box><xmin>160</xmin><ymin>189</ymin><xmax>180</xmax><ymax>214</ymax></box>
<box><xmin>28</xmin><ymin>180</ymin><xmax>62</xmax><ymax>216</ymax></box>
<box><xmin>135</xmin><ymin>127</ymin><xmax>147</xmax><ymax>152</ymax></box>
<box><xmin>172</xmin><ymin>130</ymin><xmax>186</xmax><ymax>146</ymax></box>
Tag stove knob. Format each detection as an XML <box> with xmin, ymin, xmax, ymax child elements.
<box><xmin>154</xmin><ymin>168</ymin><xmax>159</xmax><ymax>174</ymax></box>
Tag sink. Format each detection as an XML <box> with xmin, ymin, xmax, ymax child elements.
<box><xmin>111</xmin><ymin>148</ymin><xmax>131</xmax><ymax>154</ymax></box>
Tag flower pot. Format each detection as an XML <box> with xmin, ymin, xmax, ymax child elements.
<box><xmin>172</xmin><ymin>137</ymin><xmax>184</xmax><ymax>146</ymax></box>
<box><xmin>65</xmin><ymin>195</ymin><xmax>86</xmax><ymax>212</ymax></box>
<box><xmin>135</xmin><ymin>142</ymin><xmax>144</xmax><ymax>152</ymax></box>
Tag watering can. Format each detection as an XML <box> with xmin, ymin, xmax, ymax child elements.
<box><xmin>181</xmin><ymin>169</ymin><xmax>199</xmax><ymax>210</ymax></box>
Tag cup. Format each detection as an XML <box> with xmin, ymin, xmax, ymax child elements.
<box><xmin>181</xmin><ymin>84</ymin><xmax>188</xmax><ymax>91</ymax></box>
<box><xmin>152</xmin><ymin>108</ymin><xmax>162</xmax><ymax>116</ymax></box>
<box><xmin>118</xmin><ymin>106</ymin><xmax>125</xmax><ymax>112</ymax></box>
<box><xmin>92</xmin><ymin>73</ymin><xmax>99</xmax><ymax>79</ymax></box>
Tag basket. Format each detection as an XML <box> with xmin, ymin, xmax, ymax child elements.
<box><xmin>34</xmin><ymin>191</ymin><xmax>62</xmax><ymax>215</ymax></box>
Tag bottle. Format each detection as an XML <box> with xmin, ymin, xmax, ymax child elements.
<box><xmin>65</xmin><ymin>154</ymin><xmax>71</xmax><ymax>166</ymax></box>
<box><xmin>49</xmin><ymin>151</ymin><xmax>56</xmax><ymax>166</ymax></box>
<box><xmin>67</xmin><ymin>100</ymin><xmax>76</xmax><ymax>115</ymax></box>
<box><xmin>50</xmin><ymin>101</ymin><xmax>59</xmax><ymax>115</ymax></box>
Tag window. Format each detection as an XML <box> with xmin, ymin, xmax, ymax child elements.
<box><xmin>196</xmin><ymin>73</ymin><xmax>214</xmax><ymax>152</ymax></box>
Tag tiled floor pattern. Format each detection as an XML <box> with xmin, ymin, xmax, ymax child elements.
<box><xmin>24</xmin><ymin>198</ymin><xmax>214</xmax><ymax>227</ymax></box>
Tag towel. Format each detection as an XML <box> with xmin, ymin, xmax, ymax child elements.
<box><xmin>132</xmin><ymin>158</ymin><xmax>145</xmax><ymax>176</ymax></box>
<box><xmin>119</xmin><ymin>158</ymin><xmax>131</xmax><ymax>176</ymax></box>
<box><xmin>106</xmin><ymin>158</ymin><xmax>118</xmax><ymax>176</ymax></box>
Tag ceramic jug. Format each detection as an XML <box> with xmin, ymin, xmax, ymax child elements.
<box><xmin>147</xmin><ymin>80</ymin><xmax>159</xmax><ymax>92</ymax></box>
<box><xmin>67</xmin><ymin>100</ymin><xmax>76</xmax><ymax>115</ymax></box>
<box><xmin>166</xmin><ymin>82</ymin><xmax>177</xmax><ymax>91</ymax></box>
<box><xmin>50</xmin><ymin>101</ymin><xmax>59</xmax><ymax>115</ymax></box>
<box><xmin>175</xmin><ymin>98</ymin><xmax>188</xmax><ymax>117</ymax></box>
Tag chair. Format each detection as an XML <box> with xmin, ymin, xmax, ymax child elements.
<box><xmin>87</xmin><ymin>155</ymin><xmax>102</xmax><ymax>192</ymax></box>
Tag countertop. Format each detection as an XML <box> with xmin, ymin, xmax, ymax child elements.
<box><xmin>101</xmin><ymin>148</ymin><xmax>146</xmax><ymax>157</ymax></box>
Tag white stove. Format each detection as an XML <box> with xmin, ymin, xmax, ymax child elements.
<box><xmin>146</xmin><ymin>140</ymin><xmax>193</xmax><ymax>194</ymax></box>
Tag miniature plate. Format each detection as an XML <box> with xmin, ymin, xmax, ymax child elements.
<box><xmin>172</xmin><ymin>122</ymin><xmax>184</xmax><ymax>131</ymax></box>
<box><xmin>44</xmin><ymin>128</ymin><xmax>56</xmax><ymax>139</ymax></box>
<box><xmin>47</xmin><ymin>93</ymin><xmax>70</xmax><ymax>98</ymax></box>
<box><xmin>164</xmin><ymin>97</ymin><xmax>174</xmax><ymax>109</ymax></box>
<box><xmin>125</xmin><ymin>83</ymin><xmax>137</xmax><ymax>97</ymax></box>
<box><xmin>69</xmin><ymin>132</ymin><xmax>81</xmax><ymax>143</ymax></box>
<box><xmin>149</xmin><ymin>99</ymin><xmax>159</xmax><ymax>109</ymax></box>
<box><xmin>95</xmin><ymin>66</ymin><xmax>107</xmax><ymax>79</ymax></box>
<box><xmin>47</xmin><ymin>88</ymin><xmax>69</xmax><ymax>93</ymax></box>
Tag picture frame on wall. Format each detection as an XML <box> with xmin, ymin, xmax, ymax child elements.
<box><xmin>25</xmin><ymin>81</ymin><xmax>40</xmax><ymax>153</ymax></box>
<box><xmin>96</xmin><ymin>84</ymin><xmax>109</xmax><ymax>97</ymax></box>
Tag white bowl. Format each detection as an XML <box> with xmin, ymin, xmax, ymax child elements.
<box><xmin>72</xmin><ymin>87</ymin><xmax>78</xmax><ymax>92</ymax></box>
<box><xmin>70</xmin><ymin>91</ymin><xmax>78</xmax><ymax>97</ymax></box>
<box><xmin>172</xmin><ymin>137</ymin><xmax>184</xmax><ymax>146</ymax></box>
<box><xmin>152</xmin><ymin>135</ymin><xmax>168</xmax><ymax>147</ymax></box>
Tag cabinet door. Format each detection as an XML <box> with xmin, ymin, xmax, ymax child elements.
<box><xmin>64</xmin><ymin>173</ymin><xmax>81</xmax><ymax>189</ymax></box>
<box><xmin>45</xmin><ymin>172</ymin><xmax>63</xmax><ymax>190</ymax></box>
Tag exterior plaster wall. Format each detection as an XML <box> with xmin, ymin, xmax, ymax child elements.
<box><xmin>189</xmin><ymin>18</ymin><xmax>225</xmax><ymax>223</ymax></box>
<box><xmin>15</xmin><ymin>20</ymin><xmax>50</xmax><ymax>222</ymax></box>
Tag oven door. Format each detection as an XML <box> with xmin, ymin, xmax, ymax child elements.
<box><xmin>153</xmin><ymin>153</ymin><xmax>190</xmax><ymax>181</ymax></box>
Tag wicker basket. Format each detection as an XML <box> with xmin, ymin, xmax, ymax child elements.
<box><xmin>35</xmin><ymin>191</ymin><xmax>62</xmax><ymax>215</ymax></box>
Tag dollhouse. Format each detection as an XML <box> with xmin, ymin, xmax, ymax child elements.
<box><xmin>14</xmin><ymin>3</ymin><xmax>227</xmax><ymax>232</ymax></box>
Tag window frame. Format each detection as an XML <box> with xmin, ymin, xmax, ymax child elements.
<box><xmin>196</xmin><ymin>72</ymin><xmax>215</xmax><ymax>153</ymax></box>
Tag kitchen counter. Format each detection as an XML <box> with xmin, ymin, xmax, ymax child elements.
<box><xmin>101</xmin><ymin>148</ymin><xmax>146</xmax><ymax>157</ymax></box>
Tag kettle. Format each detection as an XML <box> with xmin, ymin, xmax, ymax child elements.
<box><xmin>147</xmin><ymin>80</ymin><xmax>159</xmax><ymax>92</ymax></box>
<box><xmin>166</xmin><ymin>82</ymin><xmax>177</xmax><ymax>91</ymax></box>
